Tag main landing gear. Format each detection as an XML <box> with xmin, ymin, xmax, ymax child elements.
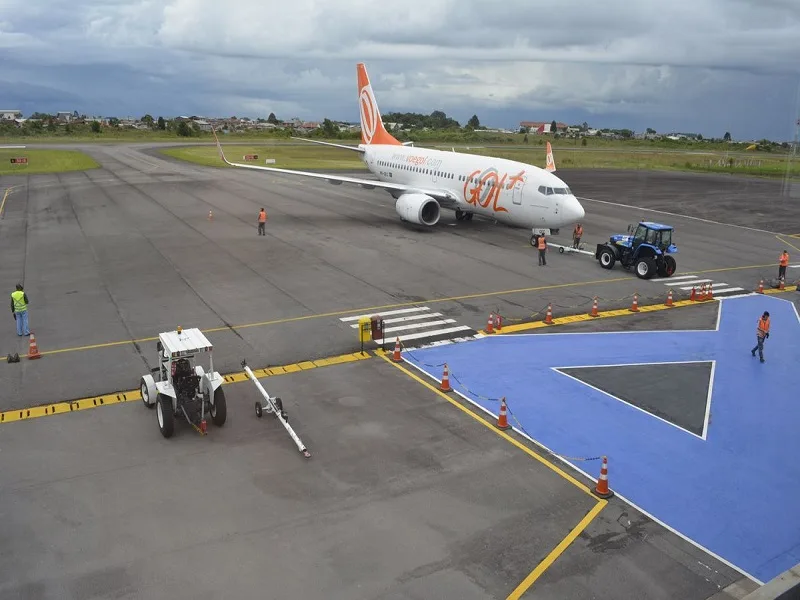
<box><xmin>455</xmin><ymin>209</ymin><xmax>474</xmax><ymax>221</ymax></box>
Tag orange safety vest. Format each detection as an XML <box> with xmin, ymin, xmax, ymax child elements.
<box><xmin>780</xmin><ymin>252</ymin><xmax>789</xmax><ymax>267</ymax></box>
<box><xmin>574</xmin><ymin>226</ymin><xmax>583</xmax><ymax>237</ymax></box>
<box><xmin>537</xmin><ymin>236</ymin><xmax>546</xmax><ymax>250</ymax></box>
<box><xmin>258</xmin><ymin>210</ymin><xmax>267</xmax><ymax>223</ymax></box>
<box><xmin>757</xmin><ymin>316</ymin><xmax>770</xmax><ymax>337</ymax></box>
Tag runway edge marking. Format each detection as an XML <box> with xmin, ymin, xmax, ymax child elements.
<box><xmin>375</xmin><ymin>351</ymin><xmax>608</xmax><ymax>598</ymax></box>
<box><xmin>0</xmin><ymin>351</ymin><xmax>372</xmax><ymax>425</ymax></box>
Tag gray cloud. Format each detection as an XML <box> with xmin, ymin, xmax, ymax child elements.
<box><xmin>0</xmin><ymin>0</ymin><xmax>798</xmax><ymax>140</ymax></box>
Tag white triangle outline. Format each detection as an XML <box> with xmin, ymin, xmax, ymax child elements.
<box><xmin>552</xmin><ymin>359</ymin><xmax>715</xmax><ymax>440</ymax></box>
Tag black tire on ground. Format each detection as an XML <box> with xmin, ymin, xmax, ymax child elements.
<box><xmin>636</xmin><ymin>257</ymin><xmax>657</xmax><ymax>279</ymax></box>
<box><xmin>598</xmin><ymin>247</ymin><xmax>616</xmax><ymax>269</ymax></box>
<box><xmin>658</xmin><ymin>255</ymin><xmax>677</xmax><ymax>277</ymax></box>
<box><xmin>465</xmin><ymin>213</ymin><xmax>473</xmax><ymax>221</ymax></box>
<box><xmin>210</xmin><ymin>387</ymin><xmax>227</xmax><ymax>427</ymax></box>
<box><xmin>156</xmin><ymin>393</ymin><xmax>174</xmax><ymax>438</ymax></box>
<box><xmin>255</xmin><ymin>401</ymin><xmax>262</xmax><ymax>418</ymax></box>
<box><xmin>455</xmin><ymin>209</ymin><xmax>465</xmax><ymax>221</ymax></box>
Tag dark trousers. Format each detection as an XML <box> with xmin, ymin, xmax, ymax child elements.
<box><xmin>751</xmin><ymin>335</ymin><xmax>766</xmax><ymax>360</ymax></box>
<box><xmin>258</xmin><ymin>222</ymin><xmax>265</xmax><ymax>235</ymax></box>
<box><xmin>779</xmin><ymin>265</ymin><xmax>786</xmax><ymax>280</ymax></box>
<box><xmin>573</xmin><ymin>236</ymin><xmax>581</xmax><ymax>249</ymax></box>
<box><xmin>538</xmin><ymin>249</ymin><xmax>546</xmax><ymax>265</ymax></box>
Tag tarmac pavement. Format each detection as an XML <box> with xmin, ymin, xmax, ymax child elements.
<box><xmin>0</xmin><ymin>144</ymin><xmax>791</xmax><ymax>598</ymax></box>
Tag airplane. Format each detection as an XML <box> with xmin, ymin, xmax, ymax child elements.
<box><xmin>212</xmin><ymin>63</ymin><xmax>584</xmax><ymax>238</ymax></box>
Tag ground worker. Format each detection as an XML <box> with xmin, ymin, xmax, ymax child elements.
<box><xmin>257</xmin><ymin>208</ymin><xmax>267</xmax><ymax>236</ymax></box>
<box><xmin>537</xmin><ymin>233</ymin><xmax>547</xmax><ymax>266</ymax></box>
<box><xmin>778</xmin><ymin>250</ymin><xmax>789</xmax><ymax>282</ymax></box>
<box><xmin>751</xmin><ymin>310</ymin><xmax>770</xmax><ymax>363</ymax></box>
<box><xmin>573</xmin><ymin>223</ymin><xmax>583</xmax><ymax>249</ymax></box>
<box><xmin>10</xmin><ymin>283</ymin><xmax>30</xmax><ymax>337</ymax></box>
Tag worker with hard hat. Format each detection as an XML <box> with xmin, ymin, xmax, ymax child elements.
<box><xmin>10</xmin><ymin>283</ymin><xmax>30</xmax><ymax>337</ymax></box>
<box><xmin>751</xmin><ymin>311</ymin><xmax>770</xmax><ymax>363</ymax></box>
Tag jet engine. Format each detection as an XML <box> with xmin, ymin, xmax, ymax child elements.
<box><xmin>395</xmin><ymin>193</ymin><xmax>440</xmax><ymax>226</ymax></box>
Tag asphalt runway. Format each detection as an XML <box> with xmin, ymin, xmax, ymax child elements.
<box><xmin>0</xmin><ymin>143</ymin><xmax>794</xmax><ymax>598</ymax></box>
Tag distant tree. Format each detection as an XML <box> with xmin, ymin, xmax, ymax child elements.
<box><xmin>582</xmin><ymin>121</ymin><xmax>588</xmax><ymax>131</ymax></box>
<box><xmin>46</xmin><ymin>118</ymin><xmax>57</xmax><ymax>132</ymax></box>
<box><xmin>109</xmin><ymin>117</ymin><xmax>120</xmax><ymax>127</ymax></box>
<box><xmin>90</xmin><ymin>120</ymin><xmax>101</xmax><ymax>133</ymax></box>
<box><xmin>321</xmin><ymin>118</ymin><xmax>338</xmax><ymax>137</ymax></box>
<box><xmin>523</xmin><ymin>133</ymin><xmax>529</xmax><ymax>143</ymax></box>
<box><xmin>267</xmin><ymin>112</ymin><xmax>279</xmax><ymax>124</ymax></box>
<box><xmin>581</xmin><ymin>137</ymin><xmax>588</xmax><ymax>146</ymax></box>
<box><xmin>64</xmin><ymin>123</ymin><xmax>72</xmax><ymax>134</ymax></box>
<box><xmin>723</xmin><ymin>131</ymin><xmax>731</xmax><ymax>141</ymax></box>
<box><xmin>157</xmin><ymin>116</ymin><xmax>166</xmax><ymax>130</ymax></box>
<box><xmin>550</xmin><ymin>120</ymin><xmax>557</xmax><ymax>134</ymax></box>
<box><xmin>177</xmin><ymin>121</ymin><xmax>191</xmax><ymax>137</ymax></box>
<box><xmin>141</xmin><ymin>114</ymin><xmax>154</xmax><ymax>127</ymax></box>
<box><xmin>467</xmin><ymin>114</ymin><xmax>480</xmax><ymax>129</ymax></box>
<box><xmin>519</xmin><ymin>126</ymin><xmax>527</xmax><ymax>134</ymax></box>
<box><xmin>646</xmin><ymin>127</ymin><xmax>656</xmax><ymax>134</ymax></box>
<box><xmin>697</xmin><ymin>133</ymin><xmax>703</xmax><ymax>140</ymax></box>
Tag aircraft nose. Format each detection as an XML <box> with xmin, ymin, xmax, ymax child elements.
<box><xmin>563</xmin><ymin>195</ymin><xmax>585</xmax><ymax>223</ymax></box>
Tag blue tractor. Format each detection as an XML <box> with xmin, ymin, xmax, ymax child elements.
<box><xmin>595</xmin><ymin>221</ymin><xmax>678</xmax><ymax>279</ymax></box>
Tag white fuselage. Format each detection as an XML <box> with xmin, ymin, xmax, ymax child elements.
<box><xmin>360</xmin><ymin>144</ymin><xmax>585</xmax><ymax>230</ymax></box>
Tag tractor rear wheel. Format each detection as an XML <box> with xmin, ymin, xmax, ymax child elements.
<box><xmin>658</xmin><ymin>255</ymin><xmax>677</xmax><ymax>277</ymax></box>
<box><xmin>210</xmin><ymin>387</ymin><xmax>227</xmax><ymax>427</ymax></box>
<box><xmin>635</xmin><ymin>257</ymin><xmax>657</xmax><ymax>279</ymax></box>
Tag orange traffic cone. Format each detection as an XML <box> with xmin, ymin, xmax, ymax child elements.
<box><xmin>690</xmin><ymin>286</ymin><xmax>696</xmax><ymax>301</ymax></box>
<box><xmin>592</xmin><ymin>456</ymin><xmax>614</xmax><ymax>499</ymax></box>
<box><xmin>544</xmin><ymin>303</ymin><xmax>553</xmax><ymax>324</ymax></box>
<box><xmin>28</xmin><ymin>333</ymin><xmax>41</xmax><ymax>360</ymax></box>
<box><xmin>496</xmin><ymin>397</ymin><xmax>510</xmax><ymax>431</ymax></box>
<box><xmin>589</xmin><ymin>297</ymin><xmax>599</xmax><ymax>317</ymax></box>
<box><xmin>702</xmin><ymin>283</ymin><xmax>709</xmax><ymax>301</ymax></box>
<box><xmin>757</xmin><ymin>279</ymin><xmax>764</xmax><ymax>293</ymax></box>
<box><xmin>440</xmin><ymin>363</ymin><xmax>452</xmax><ymax>392</ymax></box>
<box><xmin>707</xmin><ymin>285</ymin><xmax>714</xmax><ymax>300</ymax></box>
<box><xmin>495</xmin><ymin>314</ymin><xmax>503</xmax><ymax>331</ymax></box>
<box><xmin>392</xmin><ymin>337</ymin><xmax>402</xmax><ymax>362</ymax></box>
<box><xmin>208</xmin><ymin>210</ymin><xmax>213</xmax><ymax>221</ymax></box>
<box><xmin>629</xmin><ymin>293</ymin><xmax>639</xmax><ymax>312</ymax></box>
<box><xmin>665</xmin><ymin>289</ymin><xmax>674</xmax><ymax>307</ymax></box>
<box><xmin>486</xmin><ymin>313</ymin><xmax>494</xmax><ymax>334</ymax></box>
<box><xmin>779</xmin><ymin>278</ymin><xmax>785</xmax><ymax>290</ymax></box>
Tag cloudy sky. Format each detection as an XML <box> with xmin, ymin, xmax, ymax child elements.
<box><xmin>1</xmin><ymin>0</ymin><xmax>799</xmax><ymax>140</ymax></box>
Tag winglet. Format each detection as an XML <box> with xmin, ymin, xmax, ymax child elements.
<box><xmin>211</xmin><ymin>127</ymin><xmax>231</xmax><ymax>166</ymax></box>
<box><xmin>357</xmin><ymin>63</ymin><xmax>401</xmax><ymax>146</ymax></box>
<box><xmin>545</xmin><ymin>141</ymin><xmax>556</xmax><ymax>172</ymax></box>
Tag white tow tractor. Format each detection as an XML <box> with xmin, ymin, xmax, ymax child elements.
<box><xmin>139</xmin><ymin>327</ymin><xmax>227</xmax><ymax>438</ymax></box>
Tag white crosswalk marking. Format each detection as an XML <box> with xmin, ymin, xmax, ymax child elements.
<box><xmin>657</xmin><ymin>274</ymin><xmax>754</xmax><ymax>298</ymax></box>
<box><xmin>340</xmin><ymin>306</ymin><xmax>480</xmax><ymax>347</ymax></box>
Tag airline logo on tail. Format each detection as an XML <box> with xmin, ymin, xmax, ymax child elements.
<box><xmin>545</xmin><ymin>141</ymin><xmax>556</xmax><ymax>172</ymax></box>
<box><xmin>357</xmin><ymin>63</ymin><xmax>401</xmax><ymax>146</ymax></box>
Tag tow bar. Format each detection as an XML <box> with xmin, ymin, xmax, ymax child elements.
<box><xmin>241</xmin><ymin>359</ymin><xmax>311</xmax><ymax>459</ymax></box>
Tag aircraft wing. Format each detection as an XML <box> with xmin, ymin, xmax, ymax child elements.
<box><xmin>213</xmin><ymin>129</ymin><xmax>459</xmax><ymax>208</ymax></box>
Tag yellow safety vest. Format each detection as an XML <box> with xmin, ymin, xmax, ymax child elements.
<box><xmin>11</xmin><ymin>290</ymin><xmax>27</xmax><ymax>312</ymax></box>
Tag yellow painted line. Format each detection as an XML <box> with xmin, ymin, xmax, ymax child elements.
<box><xmin>0</xmin><ymin>187</ymin><xmax>14</xmax><ymax>217</ymax></box>
<box><xmin>375</xmin><ymin>350</ymin><xmax>597</xmax><ymax>498</ymax></box>
<box><xmin>506</xmin><ymin>501</ymin><xmax>607</xmax><ymax>599</ymax></box>
<box><xmin>0</xmin><ymin>260</ymin><xmax>781</xmax><ymax>363</ymax></box>
<box><xmin>0</xmin><ymin>351</ymin><xmax>371</xmax><ymax>425</ymax></box>
<box><xmin>763</xmin><ymin>285</ymin><xmax>798</xmax><ymax>295</ymax></box>
<box><xmin>485</xmin><ymin>299</ymin><xmax>698</xmax><ymax>334</ymax></box>
<box><xmin>776</xmin><ymin>235</ymin><xmax>800</xmax><ymax>254</ymax></box>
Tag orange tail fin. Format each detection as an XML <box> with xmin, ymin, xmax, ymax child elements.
<box><xmin>545</xmin><ymin>141</ymin><xmax>556</xmax><ymax>172</ymax></box>
<box><xmin>357</xmin><ymin>63</ymin><xmax>401</xmax><ymax>146</ymax></box>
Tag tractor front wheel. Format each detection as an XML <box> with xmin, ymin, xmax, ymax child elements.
<box><xmin>635</xmin><ymin>257</ymin><xmax>657</xmax><ymax>280</ymax></box>
<box><xmin>598</xmin><ymin>247</ymin><xmax>616</xmax><ymax>270</ymax></box>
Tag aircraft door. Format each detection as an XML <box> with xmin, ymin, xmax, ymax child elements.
<box><xmin>512</xmin><ymin>174</ymin><xmax>526</xmax><ymax>205</ymax></box>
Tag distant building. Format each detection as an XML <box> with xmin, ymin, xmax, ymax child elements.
<box><xmin>520</xmin><ymin>121</ymin><xmax>569</xmax><ymax>134</ymax></box>
<box><xmin>1</xmin><ymin>110</ymin><xmax>22</xmax><ymax>121</ymax></box>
